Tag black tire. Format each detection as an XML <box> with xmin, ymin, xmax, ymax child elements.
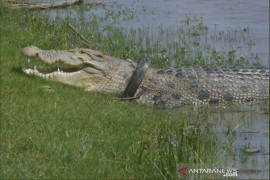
<box><xmin>123</xmin><ymin>57</ymin><xmax>151</xmax><ymax>97</ymax></box>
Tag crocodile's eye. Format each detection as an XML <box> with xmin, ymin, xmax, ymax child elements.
<box><xmin>95</xmin><ymin>54</ymin><xmax>103</xmax><ymax>58</ymax></box>
<box><xmin>78</xmin><ymin>57</ymin><xmax>84</xmax><ymax>61</ymax></box>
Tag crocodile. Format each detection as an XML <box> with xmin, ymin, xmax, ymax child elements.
<box><xmin>21</xmin><ymin>46</ymin><xmax>269</xmax><ymax>109</ymax></box>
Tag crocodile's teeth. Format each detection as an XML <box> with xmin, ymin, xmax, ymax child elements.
<box><xmin>58</xmin><ymin>68</ymin><xmax>60</xmax><ymax>72</ymax></box>
<box><xmin>34</xmin><ymin>65</ymin><xmax>37</xmax><ymax>70</ymax></box>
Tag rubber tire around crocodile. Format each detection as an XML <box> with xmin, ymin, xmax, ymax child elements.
<box><xmin>123</xmin><ymin>57</ymin><xmax>151</xmax><ymax>98</ymax></box>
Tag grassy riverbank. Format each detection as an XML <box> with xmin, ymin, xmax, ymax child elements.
<box><xmin>0</xmin><ymin>3</ymin><xmax>252</xmax><ymax>179</ymax></box>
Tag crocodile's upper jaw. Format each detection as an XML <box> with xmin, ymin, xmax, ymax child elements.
<box><xmin>21</xmin><ymin>46</ymin><xmax>112</xmax><ymax>91</ymax></box>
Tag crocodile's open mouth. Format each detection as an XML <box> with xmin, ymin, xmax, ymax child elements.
<box><xmin>22</xmin><ymin>63</ymin><xmax>104</xmax><ymax>78</ymax></box>
<box><xmin>21</xmin><ymin>46</ymin><xmax>108</xmax><ymax>90</ymax></box>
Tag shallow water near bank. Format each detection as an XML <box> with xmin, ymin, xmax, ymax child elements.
<box><xmin>209</xmin><ymin>102</ymin><xmax>269</xmax><ymax>179</ymax></box>
<box><xmin>176</xmin><ymin>101</ymin><xmax>269</xmax><ymax>179</ymax></box>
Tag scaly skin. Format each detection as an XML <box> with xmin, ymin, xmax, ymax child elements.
<box><xmin>135</xmin><ymin>66</ymin><xmax>269</xmax><ymax>108</ymax></box>
<box><xmin>21</xmin><ymin>46</ymin><xmax>269</xmax><ymax>108</ymax></box>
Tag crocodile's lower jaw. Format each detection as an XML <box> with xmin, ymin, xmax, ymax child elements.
<box><xmin>22</xmin><ymin>65</ymin><xmax>105</xmax><ymax>90</ymax></box>
<box><xmin>22</xmin><ymin>66</ymin><xmax>77</xmax><ymax>78</ymax></box>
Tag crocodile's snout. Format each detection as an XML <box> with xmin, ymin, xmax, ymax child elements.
<box><xmin>21</xmin><ymin>46</ymin><xmax>41</xmax><ymax>57</ymax></box>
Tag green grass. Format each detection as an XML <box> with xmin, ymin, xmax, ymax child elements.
<box><xmin>0</xmin><ymin>4</ymin><xmax>222</xmax><ymax>179</ymax></box>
